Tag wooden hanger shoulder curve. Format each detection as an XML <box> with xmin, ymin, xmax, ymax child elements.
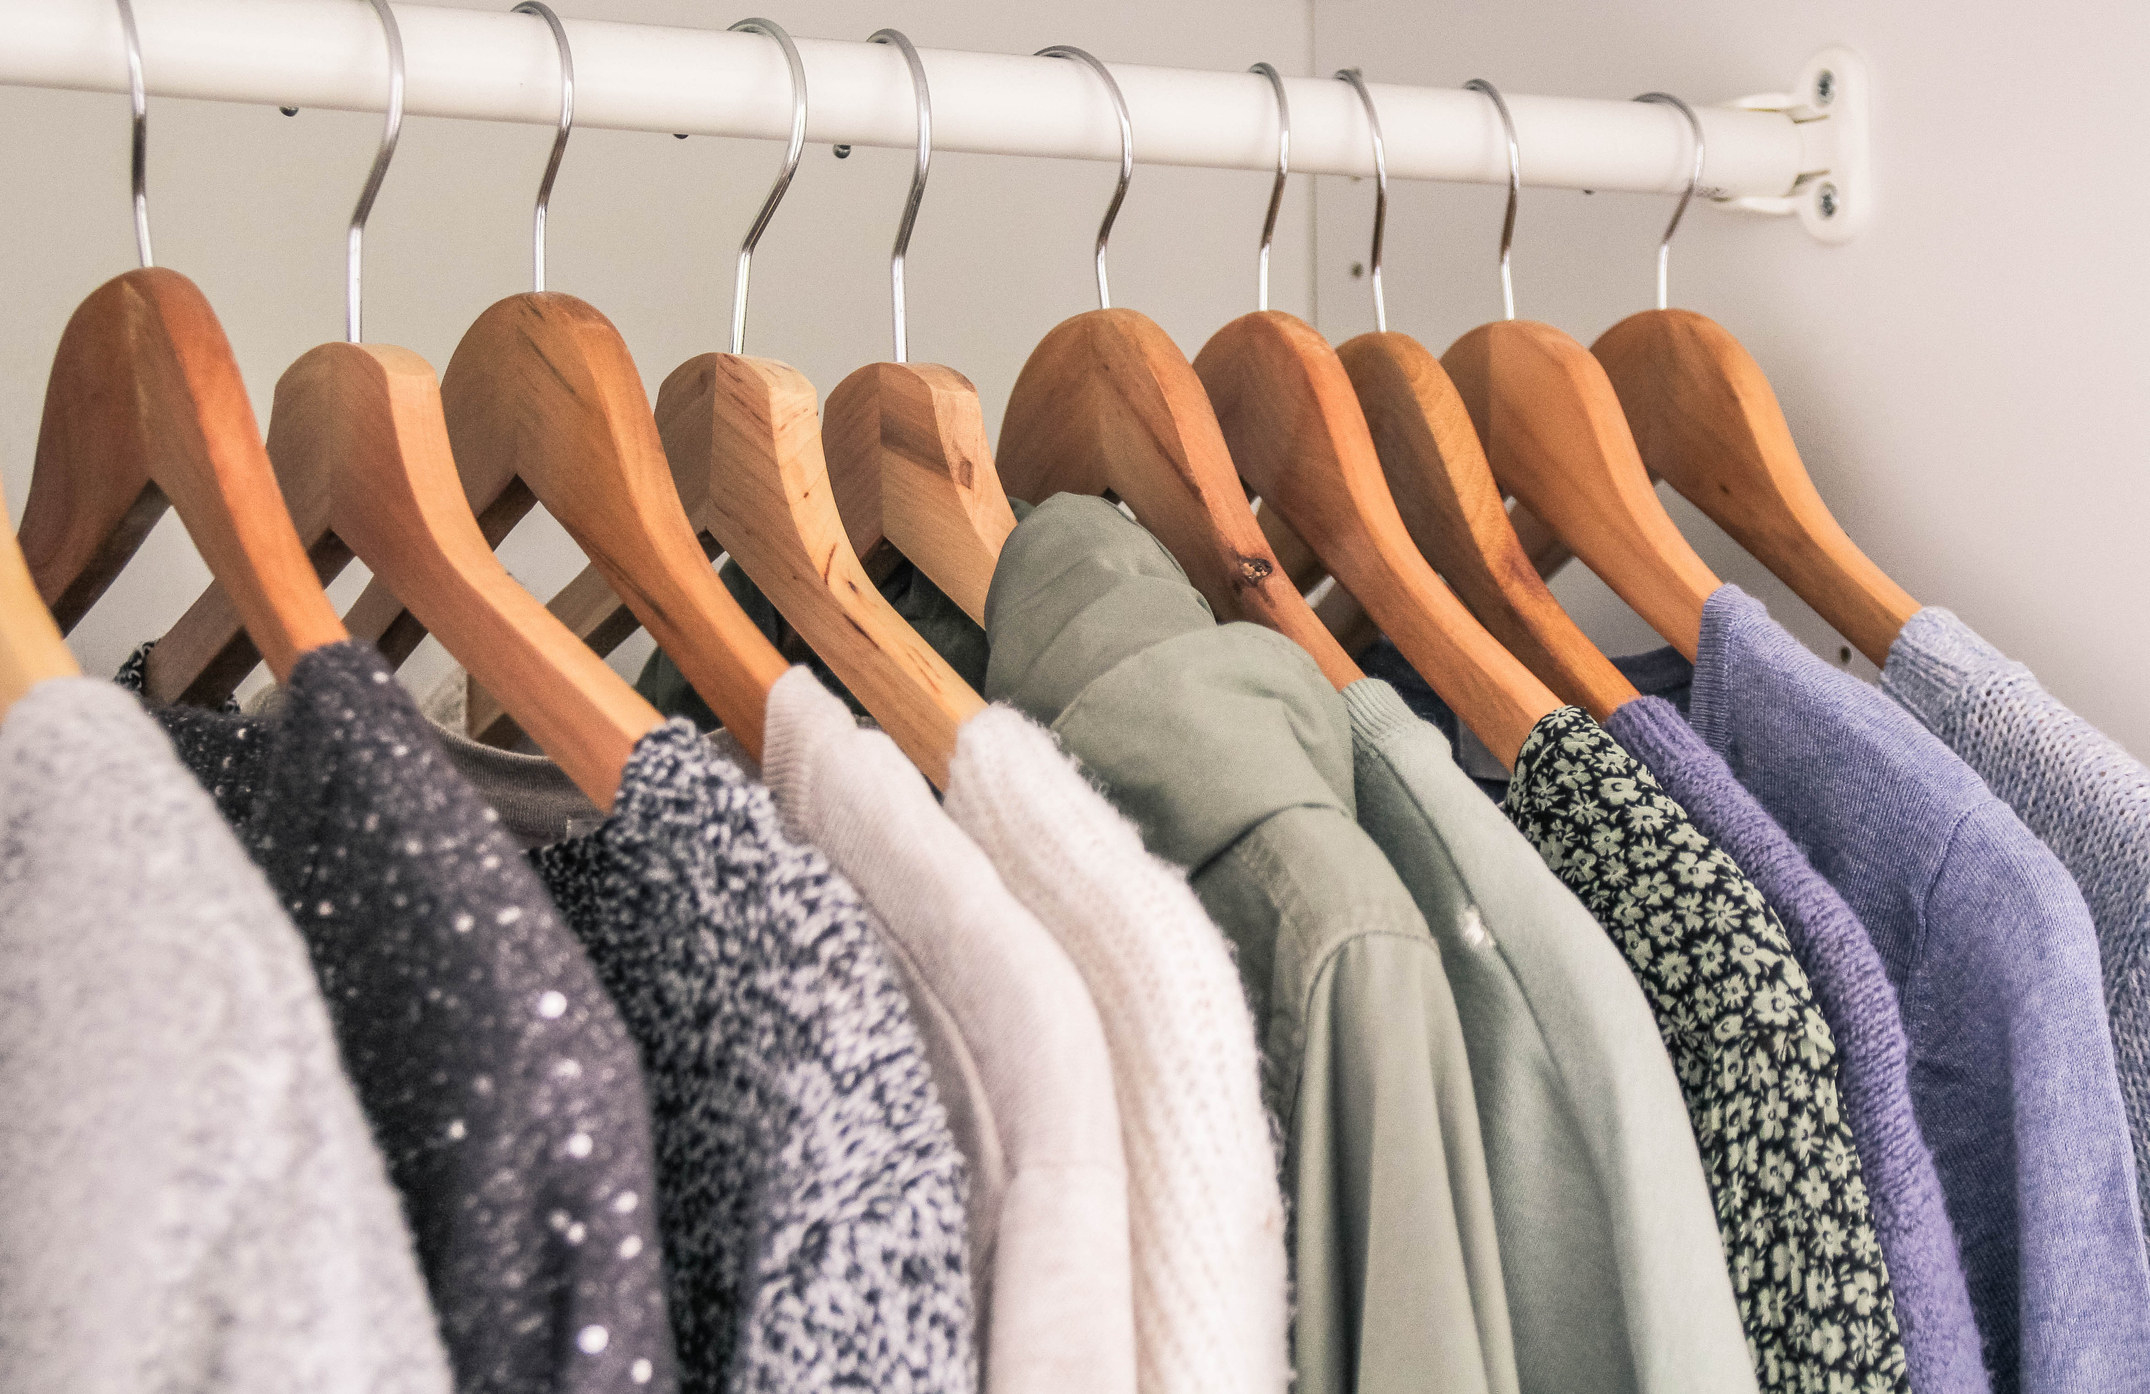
<box><xmin>1443</xmin><ymin>317</ymin><xmax>1719</xmax><ymax>660</ymax></box>
<box><xmin>823</xmin><ymin>359</ymin><xmax>1017</xmax><ymax>625</ymax></box>
<box><xmin>1592</xmin><ymin>308</ymin><xmax>1916</xmax><ymax>666</ymax></box>
<box><xmin>1194</xmin><ymin>309</ymin><xmax>1559</xmax><ymax>766</ymax></box>
<box><xmin>437</xmin><ymin>292</ymin><xmax>786</xmax><ymax>760</ymax></box>
<box><xmin>656</xmin><ymin>350</ymin><xmax>984</xmax><ymax>789</ymax></box>
<box><xmin>1337</xmin><ymin>328</ymin><xmax>1638</xmax><ymax>719</ymax></box>
<box><xmin>997</xmin><ymin>306</ymin><xmax>1362</xmax><ymax>689</ymax></box>
<box><xmin>19</xmin><ymin>267</ymin><xmax>346</xmax><ymax>682</ymax></box>
<box><xmin>275</xmin><ymin>339</ymin><xmax>659</xmax><ymax>808</ymax></box>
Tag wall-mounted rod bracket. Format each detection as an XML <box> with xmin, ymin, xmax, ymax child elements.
<box><xmin>1716</xmin><ymin>46</ymin><xmax>1871</xmax><ymax>243</ymax></box>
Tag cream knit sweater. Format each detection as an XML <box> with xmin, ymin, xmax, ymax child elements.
<box><xmin>943</xmin><ymin>705</ymin><xmax>1291</xmax><ymax>1394</ymax></box>
<box><xmin>760</xmin><ymin>670</ymin><xmax>1136</xmax><ymax>1394</ymax></box>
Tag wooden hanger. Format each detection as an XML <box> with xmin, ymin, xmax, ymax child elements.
<box><xmin>1584</xmin><ymin>91</ymin><xmax>1915</xmax><ymax>664</ymax></box>
<box><xmin>223</xmin><ymin>0</ymin><xmax>656</xmax><ymax>807</ymax></box>
<box><xmin>821</xmin><ymin>31</ymin><xmax>1019</xmax><ymax>624</ymax></box>
<box><xmin>489</xmin><ymin>22</ymin><xmax>982</xmax><ymax>787</ymax></box>
<box><xmin>18</xmin><ymin>7</ymin><xmax>340</xmax><ymax>688</ymax></box>
<box><xmin>655</xmin><ymin>348</ymin><xmax>984</xmax><ymax>789</ymax></box>
<box><xmin>1440</xmin><ymin>80</ymin><xmax>1718</xmax><ymax>660</ymax></box>
<box><xmin>1187</xmin><ymin>68</ymin><xmax>1557</xmax><ymax>764</ymax></box>
<box><xmin>992</xmin><ymin>57</ymin><xmax>1358</xmax><ymax>689</ymax></box>
<box><xmin>276</xmin><ymin>341</ymin><xmax>660</xmax><ymax>808</ymax></box>
<box><xmin>0</xmin><ymin>475</ymin><xmax>82</xmax><ymax>716</ymax></box>
<box><xmin>1315</xmin><ymin>71</ymin><xmax>1635</xmax><ymax>719</ymax></box>
<box><xmin>20</xmin><ymin>266</ymin><xmax>349</xmax><ymax>682</ymax></box>
<box><xmin>437</xmin><ymin>292</ymin><xmax>787</xmax><ymax>757</ymax></box>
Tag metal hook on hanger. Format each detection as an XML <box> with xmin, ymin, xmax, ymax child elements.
<box><xmin>1463</xmin><ymin>77</ymin><xmax>1519</xmax><ymax>321</ymax></box>
<box><xmin>346</xmin><ymin>0</ymin><xmax>404</xmax><ymax>343</ymax></box>
<box><xmin>1336</xmin><ymin>67</ymin><xmax>1387</xmax><ymax>332</ymax></box>
<box><xmin>1249</xmin><ymin>62</ymin><xmax>1290</xmax><ymax>312</ymax></box>
<box><xmin>512</xmin><ymin>1</ymin><xmax>573</xmax><ymax>294</ymax></box>
<box><xmin>1631</xmin><ymin>92</ymin><xmax>1703</xmax><ymax>311</ymax></box>
<box><xmin>868</xmin><ymin>28</ymin><xmax>931</xmax><ymax>364</ymax></box>
<box><xmin>726</xmin><ymin>18</ymin><xmax>806</xmax><ymax>356</ymax></box>
<box><xmin>1034</xmin><ymin>45</ymin><xmax>1132</xmax><ymax>310</ymax></box>
<box><xmin>112</xmin><ymin>0</ymin><xmax>152</xmax><ymax>266</ymax></box>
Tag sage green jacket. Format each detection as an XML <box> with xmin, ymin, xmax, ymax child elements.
<box><xmin>1344</xmin><ymin>679</ymin><xmax>1758</xmax><ymax>1394</ymax></box>
<box><xmin>981</xmin><ymin>495</ymin><xmax>1517</xmax><ymax>1394</ymax></box>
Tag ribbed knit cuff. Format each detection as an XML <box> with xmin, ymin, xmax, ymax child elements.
<box><xmin>1877</xmin><ymin>607</ymin><xmax>1989</xmax><ymax>731</ymax></box>
<box><xmin>1685</xmin><ymin>583</ymin><xmax>1739</xmax><ymax>760</ymax></box>
<box><xmin>1339</xmin><ymin>676</ymin><xmax>1428</xmax><ymax>750</ymax></box>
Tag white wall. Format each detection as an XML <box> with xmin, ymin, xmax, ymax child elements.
<box><xmin>1309</xmin><ymin>0</ymin><xmax>2150</xmax><ymax>755</ymax></box>
<box><xmin>5</xmin><ymin>0</ymin><xmax>2146</xmax><ymax>759</ymax></box>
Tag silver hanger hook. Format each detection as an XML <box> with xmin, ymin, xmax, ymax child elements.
<box><xmin>1463</xmin><ymin>77</ymin><xmax>1519</xmax><ymax>321</ymax></box>
<box><xmin>1035</xmin><ymin>45</ymin><xmax>1131</xmax><ymax>311</ymax></box>
<box><xmin>1336</xmin><ymin>68</ymin><xmax>1386</xmax><ymax>333</ymax></box>
<box><xmin>347</xmin><ymin>0</ymin><xmax>404</xmax><ymax>343</ymax></box>
<box><xmin>727</xmin><ymin>19</ymin><xmax>806</xmax><ymax>356</ymax></box>
<box><xmin>869</xmin><ymin>29</ymin><xmax>930</xmax><ymax>364</ymax></box>
<box><xmin>1249</xmin><ymin>62</ymin><xmax>1289</xmax><ymax>312</ymax></box>
<box><xmin>1632</xmin><ymin>92</ymin><xmax>1703</xmax><ymax>311</ymax></box>
<box><xmin>513</xmin><ymin>2</ymin><xmax>573</xmax><ymax>294</ymax></box>
<box><xmin>112</xmin><ymin>0</ymin><xmax>152</xmax><ymax>267</ymax></box>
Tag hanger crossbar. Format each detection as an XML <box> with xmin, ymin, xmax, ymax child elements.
<box><xmin>1</xmin><ymin>1</ymin><xmax>1855</xmax><ymax>222</ymax></box>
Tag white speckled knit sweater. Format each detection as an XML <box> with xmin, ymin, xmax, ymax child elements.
<box><xmin>759</xmin><ymin>669</ymin><xmax>1135</xmax><ymax>1394</ymax></box>
<box><xmin>0</xmin><ymin>678</ymin><xmax>454</xmax><ymax>1394</ymax></box>
<box><xmin>942</xmin><ymin>705</ymin><xmax>1291</xmax><ymax>1394</ymax></box>
<box><xmin>1882</xmin><ymin>606</ymin><xmax>2150</xmax><ymax>1243</ymax></box>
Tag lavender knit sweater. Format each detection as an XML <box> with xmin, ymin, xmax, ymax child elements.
<box><xmin>1607</xmin><ymin>695</ymin><xmax>1988</xmax><ymax>1394</ymax></box>
<box><xmin>1617</xmin><ymin>587</ymin><xmax>2150</xmax><ymax>1394</ymax></box>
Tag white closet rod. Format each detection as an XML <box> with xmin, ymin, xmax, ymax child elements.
<box><xmin>0</xmin><ymin>1</ymin><xmax>1845</xmax><ymax>208</ymax></box>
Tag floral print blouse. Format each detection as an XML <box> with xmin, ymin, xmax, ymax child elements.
<box><xmin>1504</xmin><ymin>707</ymin><xmax>1910</xmax><ymax>1394</ymax></box>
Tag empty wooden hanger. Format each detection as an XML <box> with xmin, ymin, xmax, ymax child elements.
<box><xmin>246</xmin><ymin>0</ymin><xmax>660</xmax><ymax>806</ymax></box>
<box><xmin>21</xmin><ymin>0</ymin><xmax>345</xmax><ymax>690</ymax></box>
<box><xmin>1590</xmin><ymin>93</ymin><xmax>1917</xmax><ymax>665</ymax></box>
<box><xmin>1323</xmin><ymin>68</ymin><xmax>1635</xmax><ymax>720</ymax></box>
<box><xmin>654</xmin><ymin>24</ymin><xmax>984</xmax><ymax>788</ymax></box>
<box><xmin>994</xmin><ymin>55</ymin><xmax>1361</xmax><ymax>690</ymax></box>
<box><xmin>1192</xmin><ymin>63</ymin><xmax>1559</xmax><ymax>765</ymax></box>
<box><xmin>822</xmin><ymin>31</ymin><xmax>1018</xmax><ymax>623</ymax></box>
<box><xmin>1441</xmin><ymin>79</ymin><xmax>1720</xmax><ymax>660</ymax></box>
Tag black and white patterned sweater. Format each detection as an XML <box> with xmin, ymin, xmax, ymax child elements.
<box><xmin>528</xmin><ymin>720</ymin><xmax>976</xmax><ymax>1394</ymax></box>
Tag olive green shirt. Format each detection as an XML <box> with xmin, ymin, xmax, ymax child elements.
<box><xmin>980</xmin><ymin>495</ymin><xmax>1517</xmax><ymax>1394</ymax></box>
<box><xmin>1344</xmin><ymin>679</ymin><xmax>1758</xmax><ymax>1394</ymax></box>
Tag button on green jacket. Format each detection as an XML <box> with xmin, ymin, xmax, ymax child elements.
<box><xmin>1343</xmin><ymin>679</ymin><xmax>1758</xmax><ymax>1394</ymax></box>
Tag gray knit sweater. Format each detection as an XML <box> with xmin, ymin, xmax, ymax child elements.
<box><xmin>529</xmin><ymin>720</ymin><xmax>976</xmax><ymax>1394</ymax></box>
<box><xmin>0</xmin><ymin>677</ymin><xmax>454</xmax><ymax>1394</ymax></box>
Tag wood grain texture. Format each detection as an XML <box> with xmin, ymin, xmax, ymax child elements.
<box><xmin>20</xmin><ymin>267</ymin><xmax>345</xmax><ymax>682</ymax></box>
<box><xmin>438</xmin><ymin>293</ymin><xmax>784</xmax><ymax>761</ymax></box>
<box><xmin>997</xmin><ymin>307</ymin><xmax>1360</xmax><ymax>689</ymax></box>
<box><xmin>824</xmin><ymin>360</ymin><xmax>1017</xmax><ymax>625</ymax></box>
<box><xmin>1593</xmin><ymin>308</ymin><xmax>1917</xmax><ymax>666</ymax></box>
<box><xmin>1194</xmin><ymin>310</ymin><xmax>1558</xmax><ymax>767</ymax></box>
<box><xmin>275</xmin><ymin>340</ymin><xmax>660</xmax><ymax>809</ymax></box>
<box><xmin>657</xmin><ymin>352</ymin><xmax>985</xmax><ymax>789</ymax></box>
<box><xmin>1339</xmin><ymin>329</ymin><xmax>1637</xmax><ymax>720</ymax></box>
<box><xmin>1444</xmin><ymin>319</ymin><xmax>1719</xmax><ymax>660</ymax></box>
<box><xmin>0</xmin><ymin>478</ymin><xmax>80</xmax><ymax>714</ymax></box>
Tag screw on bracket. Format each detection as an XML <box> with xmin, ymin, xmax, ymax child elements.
<box><xmin>1815</xmin><ymin>69</ymin><xmax>1836</xmax><ymax>106</ymax></box>
<box><xmin>1817</xmin><ymin>182</ymin><xmax>1840</xmax><ymax>219</ymax></box>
